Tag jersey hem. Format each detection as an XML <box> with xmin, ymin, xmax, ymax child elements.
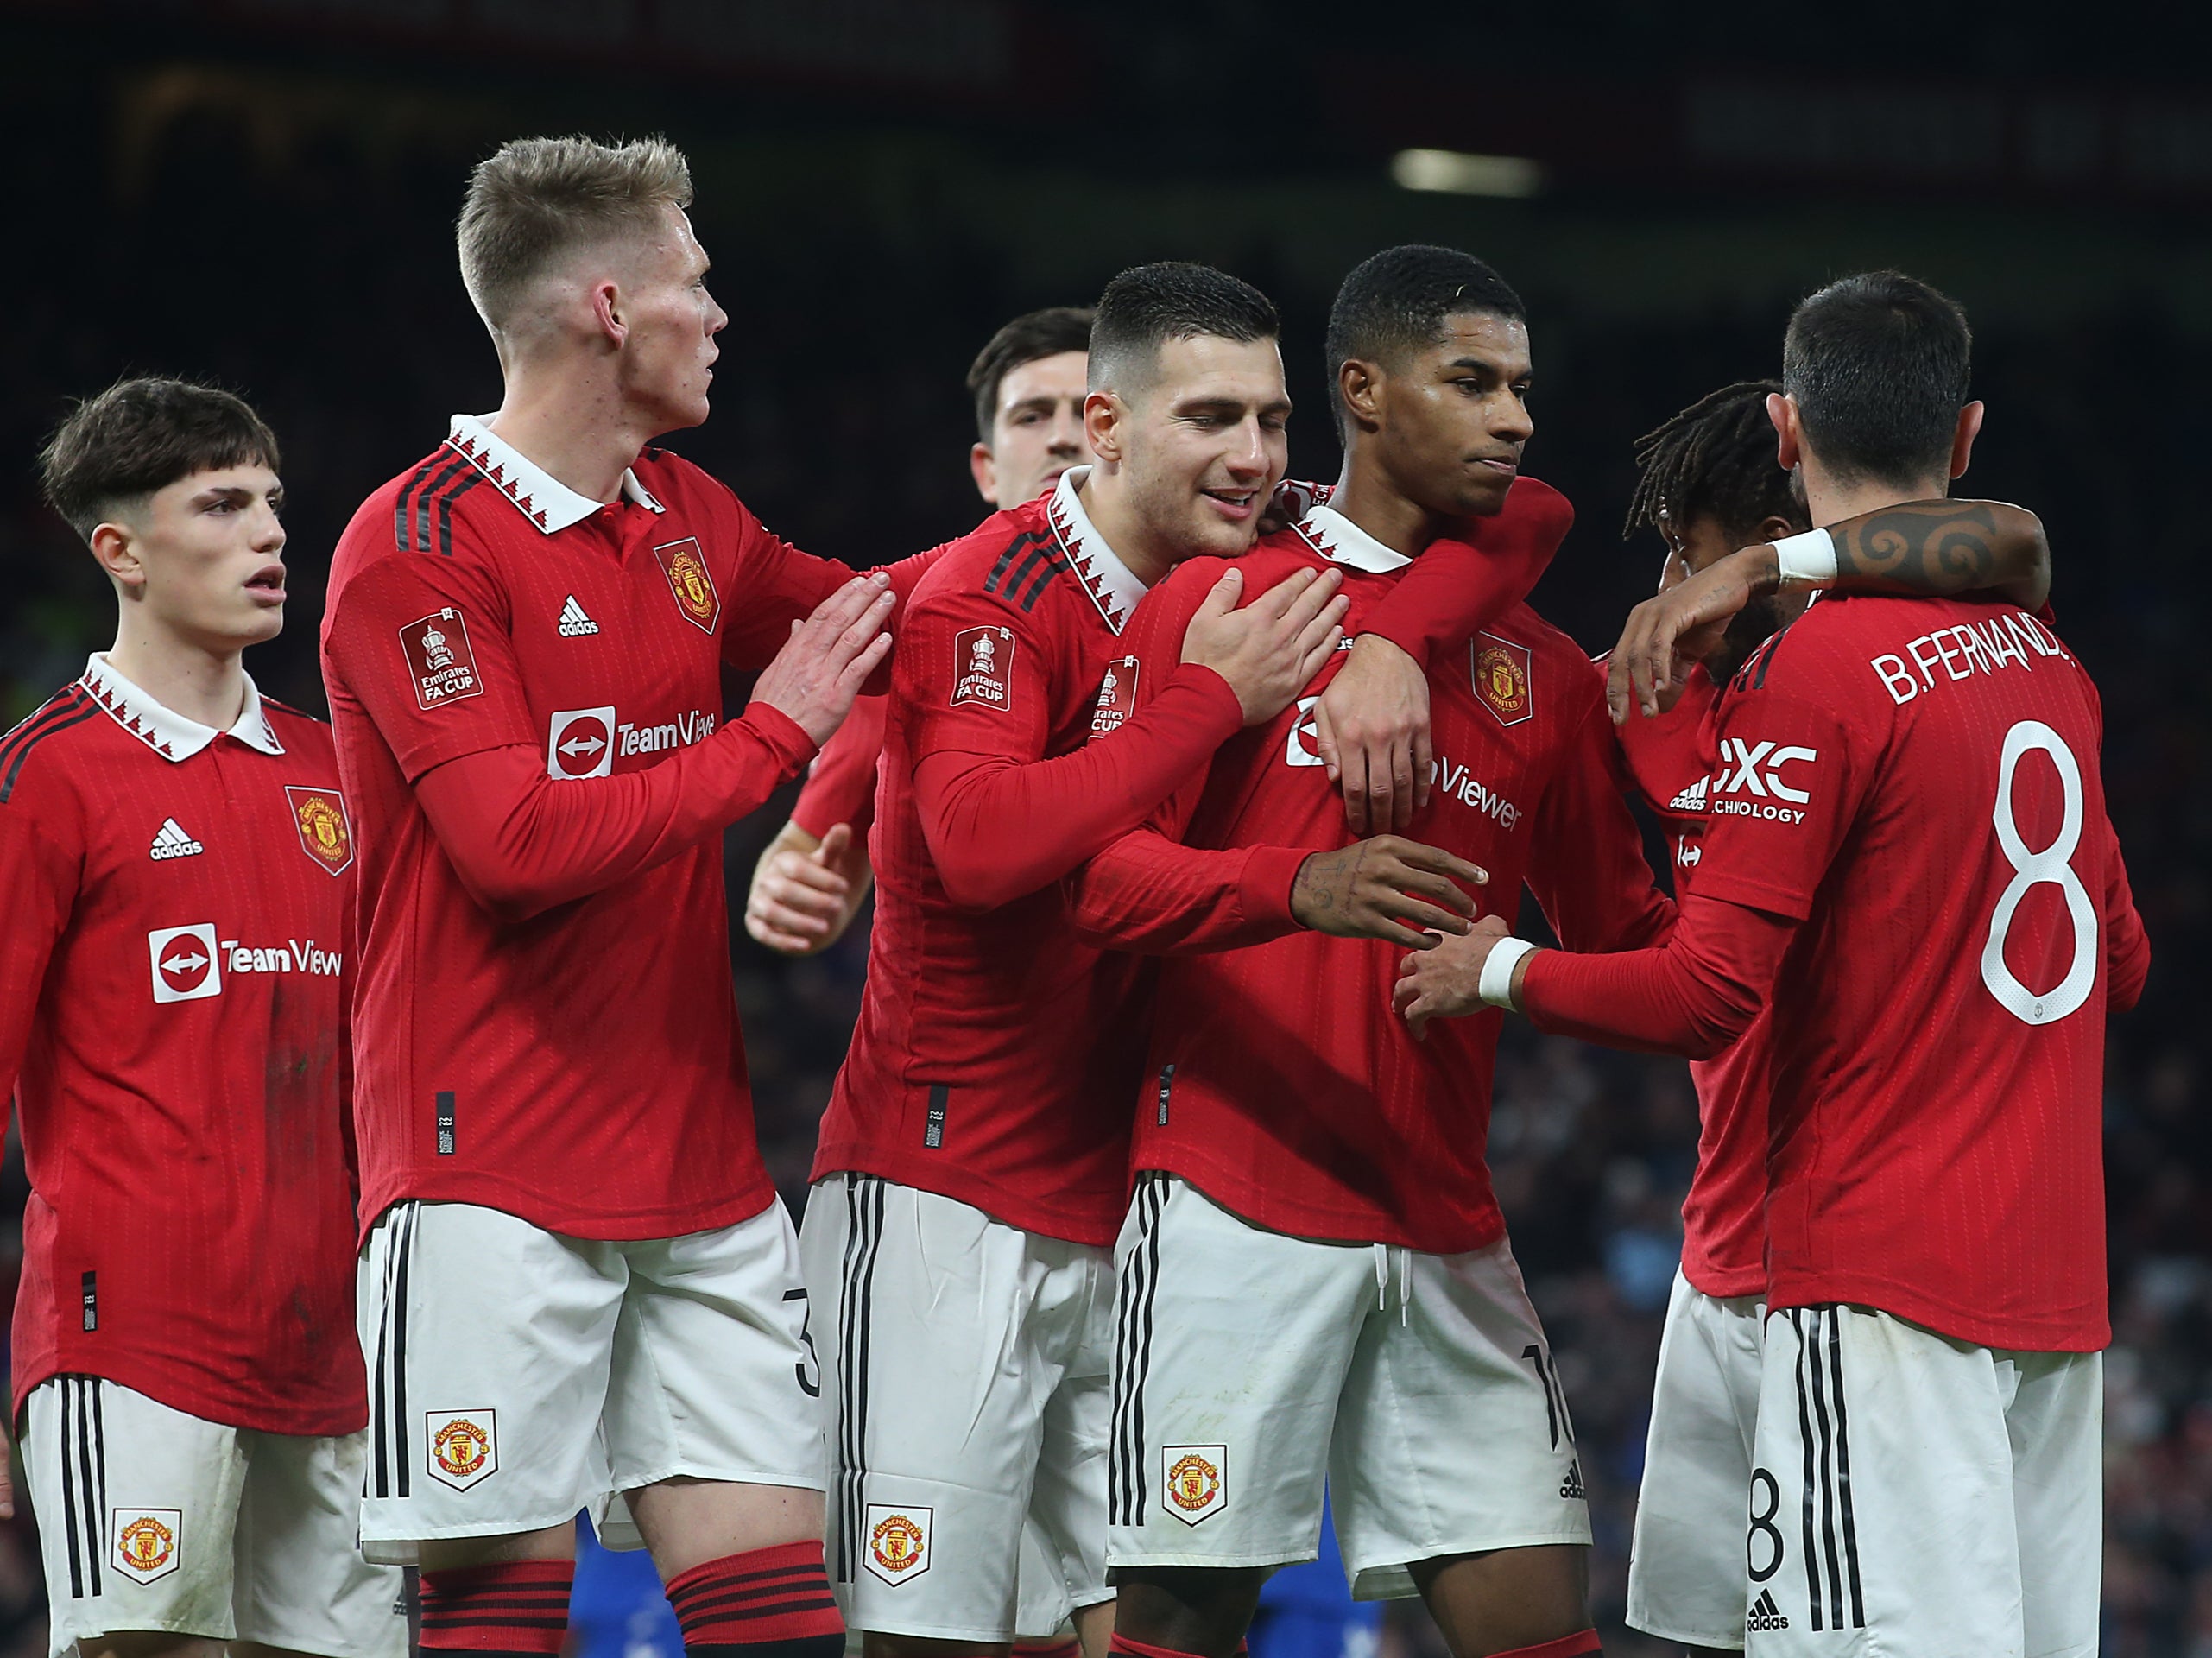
<box><xmin>358</xmin><ymin>1171</ymin><xmax>777</xmax><ymax>1246</ymax></box>
<box><xmin>1765</xmin><ymin>1281</ymin><xmax>2109</xmax><ymax>1354</ymax></box>
<box><xmin>1137</xmin><ymin>1161</ymin><xmax>1507</xmax><ymax>1256</ymax></box>
<box><xmin>806</xmin><ymin>1150</ymin><xmax>1121</xmax><ymax>1248</ymax></box>
<box><xmin>12</xmin><ymin>1356</ymin><xmax>367</xmax><ymax>1440</ymax></box>
<box><xmin>1679</xmin><ymin>1242</ymin><xmax>1765</xmax><ymax>1301</ymax></box>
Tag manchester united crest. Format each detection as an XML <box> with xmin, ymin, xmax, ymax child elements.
<box><xmin>1161</xmin><ymin>1444</ymin><xmax>1229</xmax><ymax>1525</ymax></box>
<box><xmin>1471</xmin><ymin>631</ymin><xmax>1533</xmax><ymax>727</ymax></box>
<box><xmin>285</xmin><ymin>787</ymin><xmax>354</xmax><ymax>876</ymax></box>
<box><xmin>654</xmin><ymin>537</ymin><xmax>721</xmax><ymax>633</ymax></box>
<box><xmin>425</xmin><ymin>1409</ymin><xmax>498</xmax><ymax>1490</ymax></box>
<box><xmin>111</xmin><ymin>1508</ymin><xmax>183</xmax><ymax>1585</ymax></box>
<box><xmin>863</xmin><ymin>1503</ymin><xmax>932</xmax><ymax>1585</ymax></box>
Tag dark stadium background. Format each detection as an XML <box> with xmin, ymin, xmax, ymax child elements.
<box><xmin>1</xmin><ymin>1</ymin><xmax>2206</xmax><ymax>1652</ymax></box>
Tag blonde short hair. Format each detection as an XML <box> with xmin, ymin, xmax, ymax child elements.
<box><xmin>458</xmin><ymin>135</ymin><xmax>692</xmax><ymax>330</ymax></box>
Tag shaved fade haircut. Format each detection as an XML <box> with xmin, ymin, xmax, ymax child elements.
<box><xmin>1783</xmin><ymin>270</ymin><xmax>1971</xmax><ymax>489</ymax></box>
<box><xmin>41</xmin><ymin>377</ymin><xmax>280</xmax><ymax>543</ymax></box>
<box><xmin>1625</xmin><ymin>379</ymin><xmax>1807</xmax><ymax>547</ymax></box>
<box><xmin>1325</xmin><ymin>244</ymin><xmax>1523</xmax><ymax>435</ymax></box>
<box><xmin>458</xmin><ymin>135</ymin><xmax>693</xmax><ymax>332</ymax></box>
<box><xmin>966</xmin><ymin>307</ymin><xmax>1095</xmax><ymax>443</ymax></box>
<box><xmin>1087</xmin><ymin>263</ymin><xmax>1278</xmax><ymax>401</ymax></box>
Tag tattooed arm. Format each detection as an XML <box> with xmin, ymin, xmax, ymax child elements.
<box><xmin>1608</xmin><ymin>498</ymin><xmax>2047</xmax><ymax>720</ymax></box>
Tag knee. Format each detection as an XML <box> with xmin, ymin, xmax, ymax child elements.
<box><xmin>1112</xmin><ymin>1568</ymin><xmax>1270</xmax><ymax>1658</ymax></box>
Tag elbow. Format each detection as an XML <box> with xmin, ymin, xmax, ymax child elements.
<box><xmin>935</xmin><ymin>856</ymin><xmax>1022</xmax><ymax>913</ymax></box>
<box><xmin>445</xmin><ymin>852</ymin><xmax>559</xmax><ymax>926</ymax></box>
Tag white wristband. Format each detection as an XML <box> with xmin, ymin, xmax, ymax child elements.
<box><xmin>1771</xmin><ymin>527</ymin><xmax>1837</xmax><ymax>589</ymax></box>
<box><xmin>1478</xmin><ymin>937</ymin><xmax>1539</xmax><ymax>1010</ymax></box>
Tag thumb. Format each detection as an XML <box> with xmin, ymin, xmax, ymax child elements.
<box><xmin>814</xmin><ymin>823</ymin><xmax>852</xmax><ymax>864</ymax></box>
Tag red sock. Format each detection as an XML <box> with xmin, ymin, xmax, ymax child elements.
<box><xmin>418</xmin><ymin>1559</ymin><xmax>573</xmax><ymax>1655</ymax></box>
<box><xmin>1014</xmin><ymin>1642</ymin><xmax>1082</xmax><ymax>1658</ymax></box>
<box><xmin>1489</xmin><ymin>1633</ymin><xmax>1602</xmax><ymax>1658</ymax></box>
<box><xmin>666</xmin><ymin>1539</ymin><xmax>844</xmax><ymax>1655</ymax></box>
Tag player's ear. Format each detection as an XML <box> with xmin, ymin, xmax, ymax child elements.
<box><xmin>1084</xmin><ymin>390</ymin><xmax>1125</xmax><ymax>466</ymax></box>
<box><xmin>88</xmin><ymin>519</ymin><xmax>147</xmax><ymax>595</ymax></box>
<box><xmin>1766</xmin><ymin>392</ymin><xmax>1802</xmax><ymax>473</ymax></box>
<box><xmin>1337</xmin><ymin>358</ymin><xmax>1386</xmax><ymax>435</ymax></box>
<box><xmin>590</xmin><ymin>278</ymin><xmax>627</xmax><ymax>346</ymax></box>
<box><xmin>970</xmin><ymin>442</ymin><xmax>999</xmax><ymax>507</ymax></box>
<box><xmin>1756</xmin><ymin>514</ymin><xmax>1800</xmax><ymax>546</ymax></box>
<box><xmin>1950</xmin><ymin>401</ymin><xmax>1986</xmax><ymax>480</ymax></box>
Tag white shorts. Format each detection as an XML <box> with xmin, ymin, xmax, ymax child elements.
<box><xmin>22</xmin><ymin>1376</ymin><xmax>407</xmax><ymax>1658</ymax></box>
<box><xmin>357</xmin><ymin>1199</ymin><xmax>823</xmax><ymax>1564</ymax></box>
<box><xmin>1747</xmin><ymin>1304</ymin><xmax>2101</xmax><ymax>1658</ymax></box>
<box><xmin>1627</xmin><ymin>1271</ymin><xmax>1765</xmax><ymax>1650</ymax></box>
<box><xmin>1107</xmin><ymin>1177</ymin><xmax>1590</xmax><ymax>1599</ymax></box>
<box><xmin>799</xmin><ymin>1174</ymin><xmax>1112</xmax><ymax>1643</ymax></box>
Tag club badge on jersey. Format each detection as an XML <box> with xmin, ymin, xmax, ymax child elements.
<box><xmin>654</xmin><ymin>537</ymin><xmax>720</xmax><ymax>632</ymax></box>
<box><xmin>285</xmin><ymin>788</ymin><xmax>354</xmax><ymax>876</ymax></box>
<box><xmin>1472</xmin><ymin>632</ymin><xmax>1533</xmax><ymax>727</ymax></box>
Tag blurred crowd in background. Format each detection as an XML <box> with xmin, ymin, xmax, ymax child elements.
<box><xmin>0</xmin><ymin>3</ymin><xmax>2207</xmax><ymax>1653</ymax></box>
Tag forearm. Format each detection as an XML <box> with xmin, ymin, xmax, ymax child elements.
<box><xmin>1357</xmin><ymin>480</ymin><xmax>1567</xmax><ymax>667</ymax></box>
<box><xmin>1516</xmin><ymin>892</ymin><xmax>1791</xmax><ymax>1058</ymax></box>
<box><xmin>1739</xmin><ymin>501</ymin><xmax>2050</xmax><ymax>609</ymax></box>
<box><xmin>1065</xmin><ymin>829</ymin><xmax>1307</xmax><ymax>956</ymax></box>
<box><xmin>916</xmin><ymin>667</ymin><xmax>1242</xmax><ymax>909</ymax></box>
<box><xmin>418</xmin><ymin>705</ymin><xmax>817</xmax><ymax>922</ymax></box>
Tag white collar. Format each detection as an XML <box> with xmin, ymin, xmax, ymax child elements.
<box><xmin>1294</xmin><ymin>503</ymin><xmax>1413</xmax><ymax>573</ymax></box>
<box><xmin>1044</xmin><ymin>466</ymin><xmax>1152</xmax><ymax>635</ymax></box>
<box><xmin>445</xmin><ymin>414</ymin><xmax>667</xmax><ymax>535</ymax></box>
<box><xmin>80</xmin><ymin>655</ymin><xmax>285</xmax><ymax>763</ymax></box>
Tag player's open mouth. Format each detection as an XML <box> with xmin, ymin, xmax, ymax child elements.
<box><xmin>245</xmin><ymin>565</ymin><xmax>287</xmax><ymax>604</ymax></box>
<box><xmin>1201</xmin><ymin>488</ymin><xmax>1259</xmax><ymax>521</ymax></box>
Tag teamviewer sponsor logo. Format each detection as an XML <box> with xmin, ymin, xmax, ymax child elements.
<box><xmin>1285</xmin><ymin>696</ymin><xmax>1324</xmax><ymax>767</ymax></box>
<box><xmin>547</xmin><ymin>706</ymin><xmax>616</xmax><ymax>779</ymax></box>
<box><xmin>148</xmin><ymin>924</ymin><xmax>222</xmax><ymax>1003</ymax></box>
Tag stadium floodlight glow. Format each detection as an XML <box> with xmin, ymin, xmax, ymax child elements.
<box><xmin>1389</xmin><ymin>149</ymin><xmax>1545</xmax><ymax>198</ymax></box>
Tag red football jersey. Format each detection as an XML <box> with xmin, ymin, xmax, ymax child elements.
<box><xmin>815</xmin><ymin>470</ymin><xmax>1548</xmax><ymax>1244</ymax></box>
<box><xmin>0</xmin><ymin>659</ymin><xmax>363</xmax><ymax>1434</ymax></box>
<box><xmin>1068</xmin><ymin>492</ymin><xmax>1675</xmax><ymax>1254</ymax></box>
<box><xmin>1685</xmin><ymin>595</ymin><xmax>2146</xmax><ymax>1351</ymax></box>
<box><xmin>323</xmin><ymin>415</ymin><xmax>889</xmax><ymax>1240</ymax></box>
<box><xmin>1605</xmin><ymin>660</ymin><xmax>1768</xmax><ymax>1300</ymax></box>
<box><xmin>814</xmin><ymin>474</ymin><xmax>1240</xmax><ymax>1244</ymax></box>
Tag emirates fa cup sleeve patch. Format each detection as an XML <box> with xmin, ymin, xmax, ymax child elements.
<box><xmin>425</xmin><ymin>1408</ymin><xmax>499</xmax><ymax>1490</ymax></box>
<box><xmin>951</xmin><ymin>626</ymin><xmax>1015</xmax><ymax>711</ymax></box>
<box><xmin>863</xmin><ymin>1503</ymin><xmax>932</xmax><ymax>1585</ymax></box>
<box><xmin>1161</xmin><ymin>1444</ymin><xmax>1229</xmax><ymax>1524</ymax></box>
<box><xmin>401</xmin><ymin>608</ymin><xmax>484</xmax><ymax>711</ymax></box>
<box><xmin>111</xmin><ymin>1508</ymin><xmax>184</xmax><ymax>1585</ymax></box>
<box><xmin>1090</xmin><ymin>655</ymin><xmax>1139</xmax><ymax>736</ymax></box>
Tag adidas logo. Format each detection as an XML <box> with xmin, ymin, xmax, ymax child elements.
<box><xmin>1747</xmin><ymin>1590</ymin><xmax>1790</xmax><ymax>1631</ymax></box>
<box><xmin>1559</xmin><ymin>1458</ymin><xmax>1587</xmax><ymax>1501</ymax></box>
<box><xmin>1666</xmin><ymin>775</ymin><xmax>1710</xmax><ymax>813</ymax></box>
<box><xmin>558</xmin><ymin>596</ymin><xmax>600</xmax><ymax>636</ymax></box>
<box><xmin>149</xmin><ymin>818</ymin><xmax>204</xmax><ymax>860</ymax></box>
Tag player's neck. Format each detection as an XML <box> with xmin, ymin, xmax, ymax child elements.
<box><xmin>1802</xmin><ymin>457</ymin><xmax>1950</xmax><ymax>529</ymax></box>
<box><xmin>1329</xmin><ymin>458</ymin><xmax>1442</xmax><ymax>557</ymax></box>
<box><xmin>1075</xmin><ymin>468</ymin><xmax>1176</xmax><ymax>589</ymax></box>
<box><xmin>487</xmin><ymin>366</ymin><xmax>649</xmax><ymax>506</ymax></box>
<box><xmin>103</xmin><ymin>621</ymin><xmax>250</xmax><ymax>732</ymax></box>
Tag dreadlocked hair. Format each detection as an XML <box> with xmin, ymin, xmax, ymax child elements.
<box><xmin>1622</xmin><ymin>379</ymin><xmax>1804</xmax><ymax>545</ymax></box>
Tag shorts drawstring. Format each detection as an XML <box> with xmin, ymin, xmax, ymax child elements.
<box><xmin>1372</xmin><ymin>1244</ymin><xmax>1413</xmax><ymax>1326</ymax></box>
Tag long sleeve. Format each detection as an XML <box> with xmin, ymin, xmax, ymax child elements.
<box><xmin>412</xmin><ymin>702</ymin><xmax>818</xmax><ymax>923</ymax></box>
<box><xmin>914</xmin><ymin>668</ymin><xmax>1243</xmax><ymax>910</ymax></box>
<box><xmin>2102</xmin><ymin>838</ymin><xmax>2151</xmax><ymax>1014</ymax></box>
<box><xmin>0</xmin><ymin>794</ymin><xmax>78</xmax><ymax>1113</ymax></box>
<box><xmin>1518</xmin><ymin>889</ymin><xmax>1798</xmax><ymax>1059</ymax></box>
<box><xmin>1354</xmin><ymin>476</ymin><xmax>1572</xmax><ymax>666</ymax></box>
